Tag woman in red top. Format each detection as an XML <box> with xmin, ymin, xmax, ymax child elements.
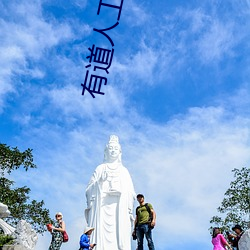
<box><xmin>212</xmin><ymin>227</ymin><xmax>232</xmax><ymax>250</ymax></box>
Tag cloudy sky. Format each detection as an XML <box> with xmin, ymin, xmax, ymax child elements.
<box><xmin>1</xmin><ymin>0</ymin><xmax>250</xmax><ymax>249</ymax></box>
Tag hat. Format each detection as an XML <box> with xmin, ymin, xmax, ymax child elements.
<box><xmin>55</xmin><ymin>212</ymin><xmax>63</xmax><ymax>218</ymax></box>
<box><xmin>136</xmin><ymin>194</ymin><xmax>144</xmax><ymax>198</ymax></box>
<box><xmin>84</xmin><ymin>227</ymin><xmax>94</xmax><ymax>234</ymax></box>
<box><xmin>232</xmin><ymin>225</ymin><xmax>243</xmax><ymax>231</ymax></box>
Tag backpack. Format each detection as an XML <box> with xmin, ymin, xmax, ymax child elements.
<box><xmin>136</xmin><ymin>203</ymin><xmax>154</xmax><ymax>229</ymax></box>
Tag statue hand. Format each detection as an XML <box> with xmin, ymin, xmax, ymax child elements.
<box><xmin>130</xmin><ymin>213</ymin><xmax>135</xmax><ymax>222</ymax></box>
<box><xmin>101</xmin><ymin>171</ymin><xmax>107</xmax><ymax>181</ymax></box>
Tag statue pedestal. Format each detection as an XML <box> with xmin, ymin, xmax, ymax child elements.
<box><xmin>2</xmin><ymin>245</ymin><xmax>26</xmax><ymax>250</ymax></box>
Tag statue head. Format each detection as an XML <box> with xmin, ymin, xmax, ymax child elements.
<box><xmin>104</xmin><ymin>135</ymin><xmax>122</xmax><ymax>163</ymax></box>
<box><xmin>0</xmin><ymin>202</ymin><xmax>10</xmax><ymax>218</ymax></box>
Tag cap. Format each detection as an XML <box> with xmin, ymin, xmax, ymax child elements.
<box><xmin>232</xmin><ymin>225</ymin><xmax>243</xmax><ymax>231</ymax></box>
<box><xmin>136</xmin><ymin>194</ymin><xmax>144</xmax><ymax>198</ymax></box>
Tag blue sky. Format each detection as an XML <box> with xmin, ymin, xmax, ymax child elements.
<box><xmin>1</xmin><ymin>0</ymin><xmax>250</xmax><ymax>249</ymax></box>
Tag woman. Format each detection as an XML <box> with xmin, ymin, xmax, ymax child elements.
<box><xmin>79</xmin><ymin>227</ymin><xmax>96</xmax><ymax>250</ymax></box>
<box><xmin>49</xmin><ymin>212</ymin><xmax>66</xmax><ymax>250</ymax></box>
<box><xmin>212</xmin><ymin>227</ymin><xmax>232</xmax><ymax>250</ymax></box>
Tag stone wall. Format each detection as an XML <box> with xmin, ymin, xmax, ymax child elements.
<box><xmin>1</xmin><ymin>245</ymin><xmax>26</xmax><ymax>250</ymax></box>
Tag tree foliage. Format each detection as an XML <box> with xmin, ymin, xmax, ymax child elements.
<box><xmin>210</xmin><ymin>167</ymin><xmax>250</xmax><ymax>232</ymax></box>
<box><xmin>0</xmin><ymin>144</ymin><xmax>36</xmax><ymax>175</ymax></box>
<box><xmin>0</xmin><ymin>234</ymin><xmax>14</xmax><ymax>246</ymax></box>
<box><xmin>0</xmin><ymin>143</ymin><xmax>52</xmax><ymax>233</ymax></box>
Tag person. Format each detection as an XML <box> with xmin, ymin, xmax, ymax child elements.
<box><xmin>230</xmin><ymin>225</ymin><xmax>244</xmax><ymax>250</ymax></box>
<box><xmin>85</xmin><ymin>135</ymin><xmax>136</xmax><ymax>250</ymax></box>
<box><xmin>48</xmin><ymin>212</ymin><xmax>66</xmax><ymax>250</ymax></box>
<box><xmin>211</xmin><ymin>227</ymin><xmax>232</xmax><ymax>250</ymax></box>
<box><xmin>79</xmin><ymin>227</ymin><xmax>96</xmax><ymax>250</ymax></box>
<box><xmin>226</xmin><ymin>231</ymin><xmax>238</xmax><ymax>249</ymax></box>
<box><xmin>133</xmin><ymin>194</ymin><xmax>156</xmax><ymax>250</ymax></box>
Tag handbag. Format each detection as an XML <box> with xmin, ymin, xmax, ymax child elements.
<box><xmin>62</xmin><ymin>231</ymin><xmax>69</xmax><ymax>242</ymax></box>
<box><xmin>46</xmin><ymin>224</ymin><xmax>52</xmax><ymax>232</ymax></box>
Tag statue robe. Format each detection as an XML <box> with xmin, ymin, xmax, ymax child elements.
<box><xmin>85</xmin><ymin>163</ymin><xmax>136</xmax><ymax>250</ymax></box>
<box><xmin>239</xmin><ymin>229</ymin><xmax>250</xmax><ymax>250</ymax></box>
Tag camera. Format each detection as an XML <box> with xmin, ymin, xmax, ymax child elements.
<box><xmin>132</xmin><ymin>231</ymin><xmax>137</xmax><ymax>240</ymax></box>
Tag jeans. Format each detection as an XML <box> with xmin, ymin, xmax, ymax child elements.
<box><xmin>136</xmin><ymin>223</ymin><xmax>155</xmax><ymax>250</ymax></box>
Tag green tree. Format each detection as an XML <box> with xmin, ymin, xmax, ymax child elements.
<box><xmin>210</xmin><ymin>167</ymin><xmax>250</xmax><ymax>232</ymax></box>
<box><xmin>0</xmin><ymin>143</ymin><xmax>52</xmax><ymax>233</ymax></box>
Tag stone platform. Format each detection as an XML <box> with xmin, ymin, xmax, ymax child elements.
<box><xmin>1</xmin><ymin>245</ymin><xmax>26</xmax><ymax>250</ymax></box>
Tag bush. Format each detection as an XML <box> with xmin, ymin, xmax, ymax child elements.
<box><xmin>0</xmin><ymin>234</ymin><xmax>14</xmax><ymax>247</ymax></box>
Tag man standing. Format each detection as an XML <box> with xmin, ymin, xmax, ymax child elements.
<box><xmin>133</xmin><ymin>194</ymin><xmax>156</xmax><ymax>250</ymax></box>
<box><xmin>231</xmin><ymin>225</ymin><xmax>244</xmax><ymax>250</ymax></box>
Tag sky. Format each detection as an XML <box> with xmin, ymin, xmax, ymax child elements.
<box><xmin>0</xmin><ymin>0</ymin><xmax>250</xmax><ymax>249</ymax></box>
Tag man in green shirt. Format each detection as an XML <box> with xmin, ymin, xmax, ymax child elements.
<box><xmin>133</xmin><ymin>194</ymin><xmax>156</xmax><ymax>250</ymax></box>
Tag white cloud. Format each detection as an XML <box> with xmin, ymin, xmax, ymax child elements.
<box><xmin>115</xmin><ymin>43</ymin><xmax>158</xmax><ymax>88</ymax></box>
<box><xmin>10</xmin><ymin>96</ymin><xmax>250</xmax><ymax>249</ymax></box>
<box><xmin>123</xmin><ymin>0</ymin><xmax>149</xmax><ymax>27</ymax></box>
<box><xmin>2</xmin><ymin>2</ymin><xmax>250</xmax><ymax>250</ymax></box>
<box><xmin>73</xmin><ymin>0</ymin><xmax>87</xmax><ymax>9</ymax></box>
<box><xmin>220</xmin><ymin>83</ymin><xmax>250</xmax><ymax>115</ymax></box>
<box><xmin>196</xmin><ymin>20</ymin><xmax>235</xmax><ymax>63</ymax></box>
<box><xmin>1</xmin><ymin>2</ymin><xmax>72</xmax><ymax>58</ymax></box>
<box><xmin>149</xmin><ymin>6</ymin><xmax>243</xmax><ymax>70</ymax></box>
<box><xmin>0</xmin><ymin>1</ymin><xmax>73</xmax><ymax>110</ymax></box>
<box><xmin>47</xmin><ymin>83</ymin><xmax>127</xmax><ymax>120</ymax></box>
<box><xmin>110</xmin><ymin>6</ymin><xmax>241</xmax><ymax>90</ymax></box>
<box><xmin>188</xmin><ymin>8</ymin><xmax>210</xmax><ymax>33</ymax></box>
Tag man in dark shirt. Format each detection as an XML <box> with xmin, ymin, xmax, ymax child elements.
<box><xmin>133</xmin><ymin>194</ymin><xmax>156</xmax><ymax>250</ymax></box>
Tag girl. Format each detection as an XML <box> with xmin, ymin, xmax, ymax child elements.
<box><xmin>212</xmin><ymin>227</ymin><xmax>232</xmax><ymax>250</ymax></box>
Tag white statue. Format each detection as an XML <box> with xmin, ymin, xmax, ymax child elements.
<box><xmin>0</xmin><ymin>202</ymin><xmax>15</xmax><ymax>235</ymax></box>
<box><xmin>0</xmin><ymin>203</ymin><xmax>38</xmax><ymax>250</ymax></box>
<box><xmin>85</xmin><ymin>135</ymin><xmax>136</xmax><ymax>250</ymax></box>
<box><xmin>13</xmin><ymin>220</ymin><xmax>38</xmax><ymax>250</ymax></box>
<box><xmin>0</xmin><ymin>202</ymin><xmax>11</xmax><ymax>218</ymax></box>
<box><xmin>239</xmin><ymin>229</ymin><xmax>250</xmax><ymax>250</ymax></box>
